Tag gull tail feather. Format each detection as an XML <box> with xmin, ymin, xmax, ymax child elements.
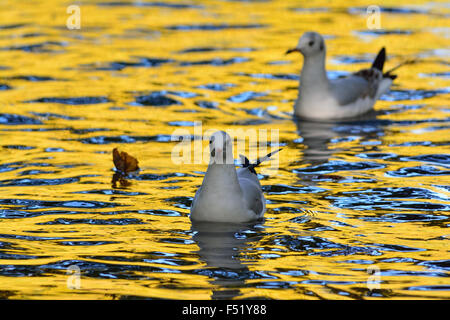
<box><xmin>371</xmin><ymin>47</ymin><xmax>386</xmax><ymax>71</ymax></box>
<box><xmin>240</xmin><ymin>148</ymin><xmax>282</xmax><ymax>174</ymax></box>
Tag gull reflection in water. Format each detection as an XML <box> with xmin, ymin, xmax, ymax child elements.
<box><xmin>295</xmin><ymin>111</ymin><xmax>386</xmax><ymax>166</ymax></box>
<box><xmin>191</xmin><ymin>221</ymin><xmax>264</xmax><ymax>299</ymax></box>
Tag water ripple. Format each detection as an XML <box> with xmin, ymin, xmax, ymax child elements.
<box><xmin>0</xmin><ymin>198</ymin><xmax>121</xmax><ymax>213</ymax></box>
<box><xmin>294</xmin><ymin>161</ymin><xmax>385</xmax><ymax>174</ymax></box>
<box><xmin>386</xmin><ymin>166</ymin><xmax>450</xmax><ymax>177</ymax></box>
<box><xmin>25</xmin><ymin>96</ymin><xmax>111</xmax><ymax>105</ymax></box>
<box><xmin>166</xmin><ymin>23</ymin><xmax>266</xmax><ymax>31</ymax></box>
<box><xmin>0</xmin><ymin>113</ymin><xmax>42</xmax><ymax>125</ymax></box>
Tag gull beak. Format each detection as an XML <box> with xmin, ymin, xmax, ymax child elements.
<box><xmin>286</xmin><ymin>48</ymin><xmax>301</xmax><ymax>55</ymax></box>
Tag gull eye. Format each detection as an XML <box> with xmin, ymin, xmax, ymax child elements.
<box><xmin>308</xmin><ymin>40</ymin><xmax>314</xmax><ymax>47</ymax></box>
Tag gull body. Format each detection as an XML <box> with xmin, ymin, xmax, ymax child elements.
<box><xmin>190</xmin><ymin>131</ymin><xmax>279</xmax><ymax>223</ymax></box>
<box><xmin>287</xmin><ymin>32</ymin><xmax>396</xmax><ymax>120</ymax></box>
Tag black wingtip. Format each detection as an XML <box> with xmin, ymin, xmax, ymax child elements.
<box><xmin>240</xmin><ymin>155</ymin><xmax>251</xmax><ymax>167</ymax></box>
<box><xmin>240</xmin><ymin>155</ymin><xmax>257</xmax><ymax>174</ymax></box>
<box><xmin>384</xmin><ymin>73</ymin><xmax>397</xmax><ymax>80</ymax></box>
<box><xmin>372</xmin><ymin>47</ymin><xmax>386</xmax><ymax>71</ymax></box>
<box><xmin>243</xmin><ymin>148</ymin><xmax>283</xmax><ymax>175</ymax></box>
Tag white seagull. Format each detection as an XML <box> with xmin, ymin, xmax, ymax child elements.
<box><xmin>286</xmin><ymin>31</ymin><xmax>397</xmax><ymax>120</ymax></box>
<box><xmin>190</xmin><ymin>131</ymin><xmax>281</xmax><ymax>223</ymax></box>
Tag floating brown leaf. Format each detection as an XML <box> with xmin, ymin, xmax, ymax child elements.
<box><xmin>112</xmin><ymin>148</ymin><xmax>139</xmax><ymax>174</ymax></box>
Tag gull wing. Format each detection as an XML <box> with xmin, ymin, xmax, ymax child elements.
<box><xmin>329</xmin><ymin>47</ymin><xmax>391</xmax><ymax>106</ymax></box>
<box><xmin>329</xmin><ymin>69</ymin><xmax>382</xmax><ymax>106</ymax></box>
<box><xmin>237</xmin><ymin>175</ymin><xmax>265</xmax><ymax>217</ymax></box>
<box><xmin>190</xmin><ymin>185</ymin><xmax>202</xmax><ymax>213</ymax></box>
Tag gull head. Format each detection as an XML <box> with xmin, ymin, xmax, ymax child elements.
<box><xmin>209</xmin><ymin>131</ymin><xmax>233</xmax><ymax>164</ymax></box>
<box><xmin>286</xmin><ymin>31</ymin><xmax>325</xmax><ymax>57</ymax></box>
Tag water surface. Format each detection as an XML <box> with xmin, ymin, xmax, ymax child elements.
<box><xmin>0</xmin><ymin>0</ymin><xmax>449</xmax><ymax>299</ymax></box>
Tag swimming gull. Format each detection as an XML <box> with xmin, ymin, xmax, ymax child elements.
<box><xmin>286</xmin><ymin>31</ymin><xmax>397</xmax><ymax>120</ymax></box>
<box><xmin>190</xmin><ymin>131</ymin><xmax>281</xmax><ymax>223</ymax></box>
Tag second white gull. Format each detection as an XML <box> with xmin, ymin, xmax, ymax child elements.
<box><xmin>286</xmin><ymin>31</ymin><xmax>397</xmax><ymax>120</ymax></box>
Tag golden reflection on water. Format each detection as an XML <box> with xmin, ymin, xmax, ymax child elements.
<box><xmin>0</xmin><ymin>0</ymin><xmax>449</xmax><ymax>299</ymax></box>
